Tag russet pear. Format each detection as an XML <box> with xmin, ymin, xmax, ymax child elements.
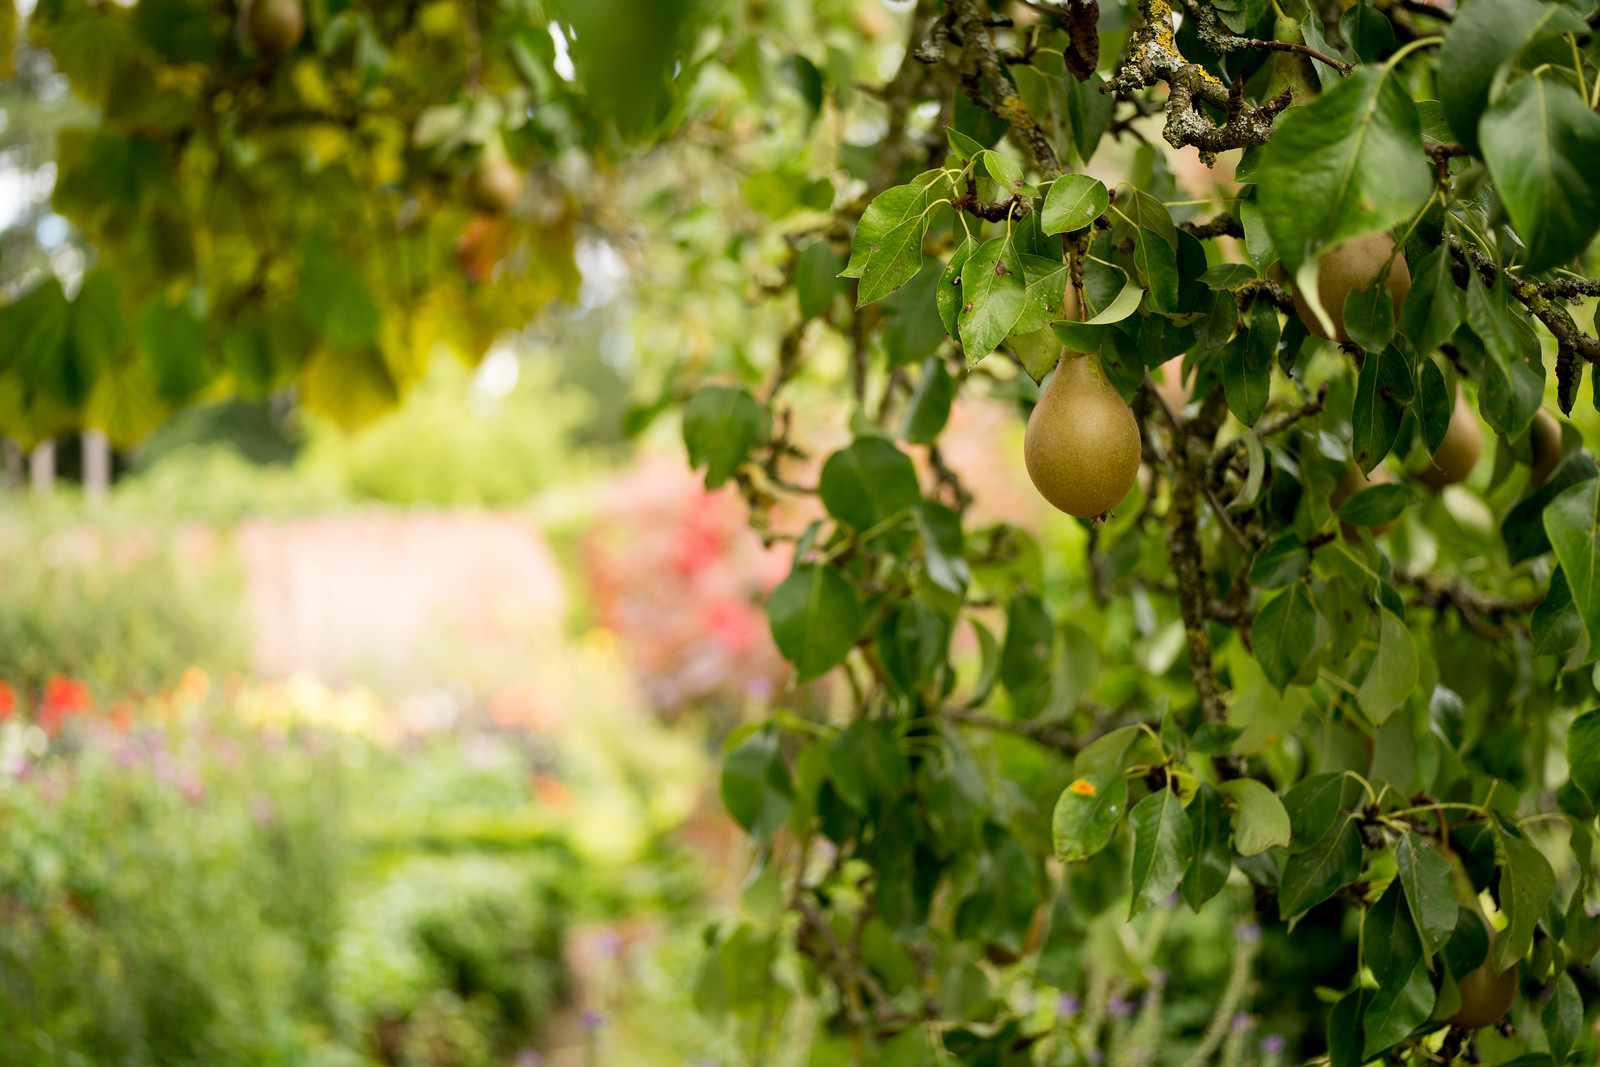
<box><xmin>1529</xmin><ymin>409</ymin><xmax>1564</xmax><ymax>488</ymax></box>
<box><xmin>242</xmin><ymin>0</ymin><xmax>305</xmax><ymax>61</ymax></box>
<box><xmin>1024</xmin><ymin>351</ymin><xmax>1141</xmax><ymax>519</ymax></box>
<box><xmin>1291</xmin><ymin>233</ymin><xmax>1411</xmax><ymax>344</ymax></box>
<box><xmin>1416</xmin><ymin>388</ymin><xmax>1483</xmax><ymax>489</ymax></box>
<box><xmin>1331</xmin><ymin>464</ymin><xmax>1399</xmax><ymax>539</ymax></box>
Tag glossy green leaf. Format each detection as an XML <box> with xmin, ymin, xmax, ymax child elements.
<box><xmin>1182</xmin><ymin>785</ymin><xmax>1233</xmax><ymax>911</ymax></box>
<box><xmin>1437</xmin><ymin>0</ymin><xmax>1587</xmax><ymax>154</ymax></box>
<box><xmin>829</xmin><ymin>718</ymin><xmax>907</xmax><ymax>812</ymax></box>
<box><xmin>1220</xmin><ymin>778</ymin><xmax>1292</xmax><ymax>856</ymax></box>
<box><xmin>1337</xmin><ymin>483</ymin><xmax>1420</xmax><ymax>527</ymax></box>
<box><xmin>1343</xmin><ymin>267</ymin><xmax>1396</xmax><ymax>352</ymax></box>
<box><xmin>957</xmin><ymin>236</ymin><xmax>1026</xmax><ymax>363</ymax></box>
<box><xmin>1417</xmin><ymin>359</ymin><xmax>1451</xmax><ymax>456</ymax></box>
<box><xmin>876</xmin><ymin>599</ymin><xmax>947</xmax><ymax>693</ymax></box>
<box><xmin>1481</xmin><ymin>73</ymin><xmax>1600</xmax><ymax>274</ymax></box>
<box><xmin>1255</xmin><ymin>66</ymin><xmax>1432</xmax><ymax>271</ymax></box>
<box><xmin>916</xmin><ymin>501</ymin><xmax>971</xmax><ymax>599</ymax></box>
<box><xmin>1052</xmin><ymin>773</ymin><xmax>1128</xmax><ymax>862</ymax></box>
<box><xmin>1567</xmin><ymin>708</ymin><xmax>1600</xmax><ymax>804</ymax></box>
<box><xmin>1362</xmin><ymin>962</ymin><xmax>1433</xmax><ymax>1058</ymax></box>
<box><xmin>722</xmin><ymin>727</ymin><xmax>795</xmax><ymax>836</ymax></box>
<box><xmin>1013</xmin><ymin>255</ymin><xmax>1071</xmax><ymax>336</ymax></box>
<box><xmin>1133</xmin><ymin>228</ymin><xmax>1179</xmax><ymax>313</ymax></box>
<box><xmin>1545</xmin><ymin>480</ymin><xmax>1600</xmax><ymax>651</ymax></box>
<box><xmin>1339</xmin><ymin>3</ymin><xmax>1394</xmax><ymax>63</ymax></box>
<box><xmin>1399</xmin><ymin>249</ymin><xmax>1462</xmax><ymax>362</ymax></box>
<box><xmin>1250</xmin><ymin>534</ymin><xmax>1311</xmax><ymax>588</ymax></box>
<box><xmin>1532</xmin><ymin>566</ymin><xmax>1587</xmax><ymax>662</ymax></box>
<box><xmin>1040</xmin><ymin>174</ymin><xmax>1108</xmax><ymax>234</ymax></box>
<box><xmin>1356</xmin><ymin>608</ymin><xmax>1418</xmax><ymax>725</ymax></box>
<box><xmin>1128</xmin><ymin>787</ymin><xmax>1194</xmax><ymax>919</ymax></box>
<box><xmin>1254</xmin><ymin>583</ymin><xmax>1318</xmax><ymax>691</ymax></box>
<box><xmin>857</xmin><ymin>215</ymin><xmax>927</xmax><ymax>307</ymax></box>
<box><xmin>1351</xmin><ymin>344</ymin><xmax>1413</xmax><ymax>474</ymax></box>
<box><xmin>1492</xmin><ymin>818</ymin><xmax>1558</xmax><ymax>974</ymax></box>
<box><xmin>1001</xmin><ymin>593</ymin><xmax>1054</xmax><ymax>718</ymax></box>
<box><xmin>1279</xmin><ymin>814</ymin><xmax>1363</xmax><ymax>918</ymax></box>
<box><xmin>936</xmin><ymin>238</ymin><xmax>975</xmax><ymax>340</ymax></box>
<box><xmin>1544</xmin><ymin>971</ymin><xmax>1580</xmax><ymax>1066</ymax></box>
<box><xmin>683</xmin><ymin>385</ymin><xmax>766</xmax><ymax>489</ymax></box>
<box><xmin>1221</xmin><ymin>331</ymin><xmax>1270</xmax><ymax>428</ymax></box>
<box><xmin>1283</xmin><ymin>772</ymin><xmax>1348</xmax><ymax>847</ymax></box>
<box><xmin>766</xmin><ymin>564</ymin><xmax>865</xmax><ymax>681</ymax></box>
<box><xmin>842</xmin><ymin>176</ymin><xmax>946</xmax><ymax>279</ymax></box>
<box><xmin>1394</xmin><ymin>832</ymin><xmax>1457</xmax><ymax>954</ymax></box>
<box><xmin>819</xmin><ymin>436</ymin><xmax>922</xmax><ymax>534</ymax></box>
<box><xmin>1364</xmin><ymin>877</ymin><xmax>1422</xmax><ymax>987</ymax></box>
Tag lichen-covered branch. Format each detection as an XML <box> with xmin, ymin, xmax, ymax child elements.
<box><xmin>1177</xmin><ymin>0</ymin><xmax>1352</xmax><ymax>74</ymax></box>
<box><xmin>1165</xmin><ymin>387</ymin><xmax>1231</xmax><ymax>724</ymax></box>
<box><xmin>1103</xmin><ymin>0</ymin><xmax>1290</xmax><ymax>157</ymax></box>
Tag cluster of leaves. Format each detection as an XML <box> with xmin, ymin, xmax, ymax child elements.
<box><xmin>0</xmin><ymin>0</ymin><xmax>708</xmax><ymax>445</ymax></box>
<box><xmin>678</xmin><ymin>0</ymin><xmax>1600</xmax><ymax>1062</ymax></box>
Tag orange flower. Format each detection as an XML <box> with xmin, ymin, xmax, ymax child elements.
<box><xmin>0</xmin><ymin>681</ymin><xmax>16</xmax><ymax>720</ymax></box>
<box><xmin>38</xmin><ymin>675</ymin><xmax>92</xmax><ymax>735</ymax></box>
<box><xmin>1069</xmin><ymin>778</ymin><xmax>1098</xmax><ymax>797</ymax></box>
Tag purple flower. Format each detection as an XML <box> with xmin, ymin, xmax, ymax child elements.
<box><xmin>513</xmin><ymin>1052</ymin><xmax>543</xmax><ymax>1067</ymax></box>
<box><xmin>581</xmin><ymin>1009</ymin><xmax>606</xmax><ymax>1031</ymax></box>
<box><xmin>1234</xmin><ymin>922</ymin><xmax>1261</xmax><ymax>943</ymax></box>
<box><xmin>1087</xmin><ymin>1051</ymin><xmax>1104</xmax><ymax>1066</ymax></box>
<box><xmin>1057</xmin><ymin>993</ymin><xmax>1082</xmax><ymax>1019</ymax></box>
<box><xmin>1260</xmin><ymin>1035</ymin><xmax>1286</xmax><ymax>1055</ymax></box>
<box><xmin>1108</xmin><ymin>994</ymin><xmax>1136</xmax><ymax>1019</ymax></box>
<box><xmin>1232</xmin><ymin>1012</ymin><xmax>1253</xmax><ymax>1033</ymax></box>
<box><xmin>1149</xmin><ymin>969</ymin><xmax>1169</xmax><ymax>987</ymax></box>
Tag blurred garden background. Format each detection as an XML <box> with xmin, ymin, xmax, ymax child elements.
<box><xmin>6</xmin><ymin>0</ymin><xmax>1600</xmax><ymax>1063</ymax></box>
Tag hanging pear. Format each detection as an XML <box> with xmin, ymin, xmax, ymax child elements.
<box><xmin>1291</xmin><ymin>233</ymin><xmax>1411</xmax><ymax>344</ymax></box>
<box><xmin>1024</xmin><ymin>350</ymin><xmax>1141</xmax><ymax>519</ymax></box>
<box><xmin>241</xmin><ymin>0</ymin><xmax>305</xmax><ymax>62</ymax></box>
<box><xmin>1416</xmin><ymin>387</ymin><xmax>1483</xmax><ymax>489</ymax></box>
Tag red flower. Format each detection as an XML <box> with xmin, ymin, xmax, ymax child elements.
<box><xmin>0</xmin><ymin>681</ymin><xmax>16</xmax><ymax>720</ymax></box>
<box><xmin>37</xmin><ymin>675</ymin><xmax>93</xmax><ymax>735</ymax></box>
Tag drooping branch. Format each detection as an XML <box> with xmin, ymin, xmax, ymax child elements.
<box><xmin>1392</xmin><ymin>567</ymin><xmax>1543</xmax><ymax>640</ymax></box>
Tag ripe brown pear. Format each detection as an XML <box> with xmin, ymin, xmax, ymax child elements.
<box><xmin>466</xmin><ymin>154</ymin><xmax>525</xmax><ymax>215</ymax></box>
<box><xmin>1291</xmin><ymin>233</ymin><xmax>1411</xmax><ymax>344</ymax></box>
<box><xmin>1416</xmin><ymin>388</ymin><xmax>1483</xmax><ymax>489</ymax></box>
<box><xmin>1024</xmin><ymin>351</ymin><xmax>1141</xmax><ymax>519</ymax></box>
<box><xmin>241</xmin><ymin>0</ymin><xmax>305</xmax><ymax>62</ymax></box>
<box><xmin>1529</xmin><ymin>409</ymin><xmax>1564</xmax><ymax>488</ymax></box>
<box><xmin>1331</xmin><ymin>464</ymin><xmax>1399</xmax><ymax>539</ymax></box>
<box><xmin>1446</xmin><ymin>958</ymin><xmax>1518</xmax><ymax>1029</ymax></box>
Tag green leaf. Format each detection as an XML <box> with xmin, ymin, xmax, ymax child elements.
<box><xmin>1254</xmin><ymin>584</ymin><xmax>1318</xmax><ymax>691</ymax></box>
<box><xmin>1545</xmin><ymin>479</ymin><xmax>1600</xmax><ymax>651</ymax></box>
<box><xmin>0</xmin><ymin>278</ymin><xmax>73</xmax><ymax>404</ymax></box>
<box><xmin>1255</xmin><ymin>66</ymin><xmax>1432</xmax><ymax>271</ymax></box>
<box><xmin>1417</xmin><ymin>359</ymin><xmax>1451</xmax><ymax>456</ymax></box>
<box><xmin>1076</xmin><ymin>269</ymin><xmax>1145</xmax><ymax>326</ymax></box>
<box><xmin>683</xmin><ymin>385</ymin><xmax>766</xmax><ymax>489</ymax></box>
<box><xmin>1013</xmin><ymin>254</ymin><xmax>1071</xmax><ymax>335</ymax></box>
<box><xmin>70</xmin><ymin>270</ymin><xmax>124</xmax><ymax>380</ymax></box>
<box><xmin>1364</xmin><ymin>877</ymin><xmax>1423</xmax><ymax>987</ymax></box>
<box><xmin>138</xmin><ymin>296</ymin><xmax>209</xmax><ymax>403</ymax></box>
<box><xmin>797</xmin><ymin>241</ymin><xmax>842</xmax><ymax>319</ymax></box>
<box><xmin>937</xmin><ymin>239</ymin><xmax>975</xmax><ymax>340</ymax></box>
<box><xmin>1492</xmin><ymin>818</ymin><xmax>1558</xmax><ymax>974</ymax></box>
<box><xmin>916</xmin><ymin>501</ymin><xmax>971</xmax><ymax>599</ymax></box>
<box><xmin>1328</xmin><ymin>990</ymin><xmax>1371</xmax><ymax>1067</ymax></box>
<box><xmin>1220</xmin><ymin>778</ymin><xmax>1292</xmax><ymax>856</ymax></box>
<box><xmin>1133</xmin><ymin>228</ymin><xmax>1179</xmax><ymax>313</ymax></box>
<box><xmin>1128</xmin><ymin>787</ymin><xmax>1194</xmax><ymax>919</ymax></box>
<box><xmin>298</xmin><ymin>243</ymin><xmax>381</xmax><ymax>349</ymax></box>
<box><xmin>857</xmin><ymin>215</ymin><xmax>927</xmax><ymax>307</ymax></box>
<box><xmin>1464</xmin><ymin>267</ymin><xmax>1523</xmax><ymax>376</ymax></box>
<box><xmin>1200</xmin><ymin>263</ymin><xmax>1256</xmax><ymax>289</ymax></box>
<box><xmin>957</xmin><ymin>236</ymin><xmax>1027</xmax><ymax>363</ymax></box>
<box><xmin>1040</xmin><ymin>174</ymin><xmax>1109</xmax><ymax>234</ymax></box>
<box><xmin>965</xmin><ymin>619</ymin><xmax>1001</xmax><ymax>709</ymax></box>
<box><xmin>1399</xmin><ymin>249</ymin><xmax>1462</xmax><ymax>362</ymax></box>
<box><xmin>1362</xmin><ymin>962</ymin><xmax>1433</xmax><ymax>1058</ymax></box>
<box><xmin>1481</xmin><ymin>73</ymin><xmax>1600</xmax><ymax>273</ymax></box>
<box><xmin>877</xmin><ymin>599</ymin><xmax>947</xmax><ymax>693</ymax></box>
<box><xmin>1504</xmin><ymin>453</ymin><xmax>1598</xmax><ymax>563</ymax></box>
<box><xmin>1544</xmin><ymin>971</ymin><xmax>1581</xmax><ymax>1066</ymax></box>
<box><xmin>1343</xmin><ymin>268</ymin><xmax>1397</xmax><ymax>352</ymax></box>
<box><xmin>1052</xmin><ymin>773</ymin><xmax>1128</xmax><ymax>862</ymax></box>
<box><xmin>1338</xmin><ymin>483</ymin><xmax>1420</xmax><ymax>527</ymax></box>
<box><xmin>1001</xmin><ymin>593</ymin><xmax>1054</xmax><ymax>718</ymax></box>
<box><xmin>1567</xmin><ymin>708</ymin><xmax>1600</xmax><ymax>805</ymax></box>
<box><xmin>1351</xmin><ymin>344</ymin><xmax>1413</xmax><ymax>474</ymax></box>
<box><xmin>842</xmin><ymin>176</ymin><xmax>946</xmax><ymax>279</ymax></box>
<box><xmin>819</xmin><ymin>436</ymin><xmax>922</xmax><ymax>534</ymax></box>
<box><xmin>1279</xmin><ymin>814</ymin><xmax>1363</xmax><ymax>918</ymax></box>
<box><xmin>1340</xmin><ymin>3</ymin><xmax>1394</xmax><ymax>63</ymax></box>
<box><xmin>1437</xmin><ymin>0</ymin><xmax>1588</xmax><ymax>155</ymax></box>
<box><xmin>1533</xmin><ymin>566</ymin><xmax>1587</xmax><ymax>662</ymax></box>
<box><xmin>945</xmin><ymin>127</ymin><xmax>989</xmax><ymax>168</ymax></box>
<box><xmin>766</xmin><ymin>565</ymin><xmax>865</xmax><ymax>681</ymax></box>
<box><xmin>983</xmin><ymin>150</ymin><xmax>1037</xmax><ymax>197</ymax></box>
<box><xmin>722</xmin><ymin>727</ymin><xmax>794</xmax><ymax>836</ymax></box>
<box><xmin>1564</xmin><ymin>874</ymin><xmax>1600</xmax><ymax>966</ymax></box>
<box><xmin>902</xmin><ymin>357</ymin><xmax>955</xmax><ymax>444</ymax></box>
<box><xmin>1227</xmin><ymin>432</ymin><xmax>1267</xmax><ymax>511</ymax></box>
<box><xmin>829</xmin><ymin>719</ymin><xmax>907</xmax><ymax>812</ymax></box>
<box><xmin>1182</xmin><ymin>784</ymin><xmax>1233</xmax><ymax>911</ymax></box>
<box><xmin>1356</xmin><ymin>608</ymin><xmax>1418</xmax><ymax>725</ymax></box>
<box><xmin>1125</xmin><ymin>189</ymin><xmax>1177</xmax><ymax>251</ymax></box>
<box><xmin>1283</xmin><ymin>772</ymin><xmax>1348</xmax><ymax>846</ymax></box>
<box><xmin>1191</xmin><ymin>723</ymin><xmax>1245</xmax><ymax>756</ymax></box>
<box><xmin>1250</xmin><ymin>534</ymin><xmax>1311</xmax><ymax>589</ymax></box>
<box><xmin>1221</xmin><ymin>331</ymin><xmax>1270</xmax><ymax>428</ymax></box>
<box><xmin>1394</xmin><ymin>832</ymin><xmax>1457</xmax><ymax>955</ymax></box>
<box><xmin>1065</xmin><ymin>71</ymin><xmax>1113</xmax><ymax>163</ymax></box>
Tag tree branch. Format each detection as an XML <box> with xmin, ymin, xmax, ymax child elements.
<box><xmin>1392</xmin><ymin>567</ymin><xmax>1543</xmax><ymax>640</ymax></box>
<box><xmin>1176</xmin><ymin>0</ymin><xmax>1352</xmax><ymax>74</ymax></box>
